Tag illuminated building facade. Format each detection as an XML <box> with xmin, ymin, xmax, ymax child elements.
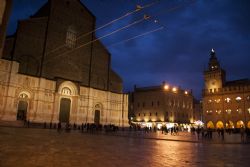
<box><xmin>0</xmin><ymin>0</ymin><xmax>12</xmax><ymax>57</ymax></box>
<box><xmin>0</xmin><ymin>0</ymin><xmax>128</xmax><ymax>127</ymax></box>
<box><xmin>203</xmin><ymin>49</ymin><xmax>250</xmax><ymax>129</ymax></box>
<box><xmin>130</xmin><ymin>83</ymin><xmax>194</xmax><ymax>128</ymax></box>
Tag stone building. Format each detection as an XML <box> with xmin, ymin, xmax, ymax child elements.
<box><xmin>0</xmin><ymin>0</ymin><xmax>128</xmax><ymax>127</ymax></box>
<box><xmin>0</xmin><ymin>0</ymin><xmax>12</xmax><ymax>57</ymax></box>
<box><xmin>203</xmin><ymin>49</ymin><xmax>250</xmax><ymax>129</ymax></box>
<box><xmin>130</xmin><ymin>83</ymin><xmax>194</xmax><ymax>129</ymax></box>
<box><xmin>193</xmin><ymin>99</ymin><xmax>203</xmax><ymax>125</ymax></box>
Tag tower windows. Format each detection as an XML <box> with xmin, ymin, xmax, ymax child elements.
<box><xmin>66</xmin><ymin>27</ymin><xmax>77</xmax><ymax>48</ymax></box>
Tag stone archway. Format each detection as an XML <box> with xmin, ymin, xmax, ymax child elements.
<box><xmin>216</xmin><ymin>121</ymin><xmax>224</xmax><ymax>128</ymax></box>
<box><xmin>226</xmin><ymin>121</ymin><xmax>234</xmax><ymax>129</ymax></box>
<box><xmin>247</xmin><ymin>121</ymin><xmax>250</xmax><ymax>128</ymax></box>
<box><xmin>16</xmin><ymin>92</ymin><xmax>30</xmax><ymax>121</ymax></box>
<box><xmin>236</xmin><ymin>120</ymin><xmax>245</xmax><ymax>128</ymax></box>
<box><xmin>59</xmin><ymin>98</ymin><xmax>71</xmax><ymax>123</ymax></box>
<box><xmin>207</xmin><ymin>121</ymin><xmax>214</xmax><ymax>129</ymax></box>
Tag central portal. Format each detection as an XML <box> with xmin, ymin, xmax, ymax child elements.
<box><xmin>94</xmin><ymin>110</ymin><xmax>100</xmax><ymax>125</ymax></box>
<box><xmin>17</xmin><ymin>101</ymin><xmax>28</xmax><ymax>121</ymax></box>
<box><xmin>59</xmin><ymin>98</ymin><xmax>71</xmax><ymax>123</ymax></box>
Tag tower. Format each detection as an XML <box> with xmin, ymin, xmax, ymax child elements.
<box><xmin>204</xmin><ymin>49</ymin><xmax>226</xmax><ymax>92</ymax></box>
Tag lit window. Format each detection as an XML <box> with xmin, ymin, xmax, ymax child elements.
<box><xmin>208</xmin><ymin>99</ymin><xmax>212</xmax><ymax>103</ymax></box>
<box><xmin>217</xmin><ymin>110</ymin><xmax>221</xmax><ymax>114</ymax></box>
<box><xmin>66</xmin><ymin>27</ymin><xmax>77</xmax><ymax>48</ymax></box>
<box><xmin>225</xmin><ymin>98</ymin><xmax>231</xmax><ymax>103</ymax></box>
<box><xmin>236</xmin><ymin>97</ymin><xmax>242</xmax><ymax>102</ymax></box>
<box><xmin>236</xmin><ymin>108</ymin><xmax>242</xmax><ymax>114</ymax></box>
<box><xmin>62</xmin><ymin>87</ymin><xmax>71</xmax><ymax>95</ymax></box>
<box><xmin>19</xmin><ymin>93</ymin><xmax>28</xmax><ymax>99</ymax></box>
<box><xmin>247</xmin><ymin>96</ymin><xmax>250</xmax><ymax>101</ymax></box>
<box><xmin>215</xmin><ymin>99</ymin><xmax>220</xmax><ymax>103</ymax></box>
<box><xmin>248</xmin><ymin>108</ymin><xmax>250</xmax><ymax>114</ymax></box>
<box><xmin>225</xmin><ymin>109</ymin><xmax>231</xmax><ymax>114</ymax></box>
<box><xmin>206</xmin><ymin>110</ymin><xmax>212</xmax><ymax>114</ymax></box>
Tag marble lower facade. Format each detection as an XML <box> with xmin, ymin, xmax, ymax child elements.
<box><xmin>0</xmin><ymin>59</ymin><xmax>129</xmax><ymax>127</ymax></box>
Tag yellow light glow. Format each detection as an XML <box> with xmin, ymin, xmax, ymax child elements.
<box><xmin>164</xmin><ymin>85</ymin><xmax>169</xmax><ymax>90</ymax></box>
<box><xmin>184</xmin><ymin>91</ymin><xmax>188</xmax><ymax>95</ymax></box>
<box><xmin>172</xmin><ymin>87</ymin><xmax>177</xmax><ymax>92</ymax></box>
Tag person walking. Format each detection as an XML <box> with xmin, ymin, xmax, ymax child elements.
<box><xmin>240</xmin><ymin>126</ymin><xmax>245</xmax><ymax>143</ymax></box>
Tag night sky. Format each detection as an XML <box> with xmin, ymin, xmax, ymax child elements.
<box><xmin>6</xmin><ymin>0</ymin><xmax>250</xmax><ymax>99</ymax></box>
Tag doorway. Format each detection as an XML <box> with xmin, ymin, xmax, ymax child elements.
<box><xmin>17</xmin><ymin>101</ymin><xmax>28</xmax><ymax>121</ymax></box>
<box><xmin>94</xmin><ymin>110</ymin><xmax>100</xmax><ymax>125</ymax></box>
<box><xmin>59</xmin><ymin>98</ymin><xmax>71</xmax><ymax>123</ymax></box>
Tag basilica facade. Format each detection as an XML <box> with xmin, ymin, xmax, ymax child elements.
<box><xmin>203</xmin><ymin>49</ymin><xmax>250</xmax><ymax>129</ymax></box>
<box><xmin>0</xmin><ymin>0</ymin><xmax>128</xmax><ymax>127</ymax></box>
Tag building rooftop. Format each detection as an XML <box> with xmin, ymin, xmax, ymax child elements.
<box><xmin>225</xmin><ymin>78</ymin><xmax>250</xmax><ymax>87</ymax></box>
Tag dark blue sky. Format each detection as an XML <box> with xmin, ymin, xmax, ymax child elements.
<box><xmin>7</xmin><ymin>0</ymin><xmax>250</xmax><ymax>99</ymax></box>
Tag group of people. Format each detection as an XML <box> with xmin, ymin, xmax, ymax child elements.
<box><xmin>24</xmin><ymin>121</ymin><xmax>120</xmax><ymax>133</ymax></box>
<box><xmin>192</xmin><ymin>126</ymin><xmax>250</xmax><ymax>142</ymax></box>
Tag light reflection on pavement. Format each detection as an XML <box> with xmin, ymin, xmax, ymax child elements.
<box><xmin>0</xmin><ymin>127</ymin><xmax>249</xmax><ymax>167</ymax></box>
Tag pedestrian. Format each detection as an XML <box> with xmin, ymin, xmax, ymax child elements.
<box><xmin>221</xmin><ymin>128</ymin><xmax>224</xmax><ymax>140</ymax></box>
<box><xmin>197</xmin><ymin>127</ymin><xmax>201</xmax><ymax>139</ymax></box>
<box><xmin>240</xmin><ymin>126</ymin><xmax>245</xmax><ymax>143</ymax></box>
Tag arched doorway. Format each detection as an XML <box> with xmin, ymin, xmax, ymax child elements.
<box><xmin>226</xmin><ymin>121</ymin><xmax>234</xmax><ymax>128</ymax></box>
<box><xmin>247</xmin><ymin>121</ymin><xmax>250</xmax><ymax>128</ymax></box>
<box><xmin>17</xmin><ymin>101</ymin><xmax>28</xmax><ymax>121</ymax></box>
<box><xmin>207</xmin><ymin>121</ymin><xmax>214</xmax><ymax>129</ymax></box>
<box><xmin>59</xmin><ymin>98</ymin><xmax>71</xmax><ymax>123</ymax></box>
<box><xmin>236</xmin><ymin>120</ymin><xmax>245</xmax><ymax>128</ymax></box>
<box><xmin>216</xmin><ymin>121</ymin><xmax>224</xmax><ymax>128</ymax></box>
<box><xmin>94</xmin><ymin>110</ymin><xmax>100</xmax><ymax>125</ymax></box>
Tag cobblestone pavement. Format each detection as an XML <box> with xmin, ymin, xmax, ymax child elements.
<box><xmin>0</xmin><ymin>127</ymin><xmax>250</xmax><ymax>167</ymax></box>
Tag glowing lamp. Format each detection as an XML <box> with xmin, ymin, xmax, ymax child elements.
<box><xmin>164</xmin><ymin>85</ymin><xmax>169</xmax><ymax>90</ymax></box>
<box><xmin>172</xmin><ymin>87</ymin><xmax>177</xmax><ymax>92</ymax></box>
<box><xmin>184</xmin><ymin>91</ymin><xmax>188</xmax><ymax>95</ymax></box>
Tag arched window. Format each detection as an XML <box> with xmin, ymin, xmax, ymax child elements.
<box><xmin>19</xmin><ymin>93</ymin><xmax>29</xmax><ymax>99</ymax></box>
<box><xmin>235</xmin><ymin>96</ymin><xmax>242</xmax><ymax>102</ymax></box>
<box><xmin>66</xmin><ymin>27</ymin><xmax>77</xmax><ymax>48</ymax></box>
<box><xmin>62</xmin><ymin>87</ymin><xmax>71</xmax><ymax>95</ymax></box>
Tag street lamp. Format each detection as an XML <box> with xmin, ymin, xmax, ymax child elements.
<box><xmin>164</xmin><ymin>84</ymin><xmax>169</xmax><ymax>90</ymax></box>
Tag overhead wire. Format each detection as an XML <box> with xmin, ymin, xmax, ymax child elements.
<box><xmin>44</xmin><ymin>16</ymin><xmax>150</xmax><ymax>63</ymax></box>
<box><xmin>44</xmin><ymin>0</ymin><xmax>196</xmax><ymax>64</ymax></box>
<box><xmin>108</xmin><ymin>26</ymin><xmax>164</xmax><ymax>47</ymax></box>
<box><xmin>108</xmin><ymin>0</ymin><xmax>196</xmax><ymax>47</ymax></box>
<box><xmin>46</xmin><ymin>0</ymin><xmax>160</xmax><ymax>55</ymax></box>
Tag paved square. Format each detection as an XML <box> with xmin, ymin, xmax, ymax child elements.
<box><xmin>0</xmin><ymin>127</ymin><xmax>250</xmax><ymax>167</ymax></box>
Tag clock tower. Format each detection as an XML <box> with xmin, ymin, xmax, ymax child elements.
<box><xmin>204</xmin><ymin>49</ymin><xmax>226</xmax><ymax>92</ymax></box>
